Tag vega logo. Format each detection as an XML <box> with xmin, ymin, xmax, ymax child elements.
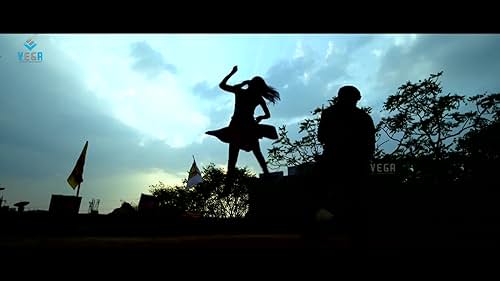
<box><xmin>18</xmin><ymin>38</ymin><xmax>44</xmax><ymax>63</ymax></box>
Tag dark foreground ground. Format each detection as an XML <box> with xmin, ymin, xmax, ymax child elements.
<box><xmin>3</xmin><ymin>178</ymin><xmax>500</xmax><ymax>261</ymax></box>
<box><xmin>2</xmin><ymin>211</ymin><xmax>499</xmax><ymax>251</ymax></box>
<box><xmin>1</xmin><ymin>214</ymin><xmax>499</xmax><ymax>272</ymax></box>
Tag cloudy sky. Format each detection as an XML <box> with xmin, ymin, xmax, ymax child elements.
<box><xmin>1</xmin><ymin>34</ymin><xmax>500</xmax><ymax>213</ymax></box>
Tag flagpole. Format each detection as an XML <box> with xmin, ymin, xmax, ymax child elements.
<box><xmin>76</xmin><ymin>184</ymin><xmax>80</xmax><ymax>197</ymax></box>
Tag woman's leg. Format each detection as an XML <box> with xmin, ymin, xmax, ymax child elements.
<box><xmin>227</xmin><ymin>143</ymin><xmax>239</xmax><ymax>183</ymax></box>
<box><xmin>253</xmin><ymin>142</ymin><xmax>270</xmax><ymax>175</ymax></box>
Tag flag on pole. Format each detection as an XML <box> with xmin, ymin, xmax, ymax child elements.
<box><xmin>187</xmin><ymin>156</ymin><xmax>203</xmax><ymax>188</ymax></box>
<box><xmin>67</xmin><ymin>141</ymin><xmax>88</xmax><ymax>189</ymax></box>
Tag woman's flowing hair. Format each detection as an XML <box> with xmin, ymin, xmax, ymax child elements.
<box><xmin>250</xmin><ymin>76</ymin><xmax>280</xmax><ymax>104</ymax></box>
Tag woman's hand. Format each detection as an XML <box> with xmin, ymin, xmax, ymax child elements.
<box><xmin>230</xmin><ymin>65</ymin><xmax>238</xmax><ymax>74</ymax></box>
<box><xmin>255</xmin><ymin>116</ymin><xmax>265</xmax><ymax>123</ymax></box>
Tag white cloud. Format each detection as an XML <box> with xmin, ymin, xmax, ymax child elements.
<box><xmin>391</xmin><ymin>34</ymin><xmax>419</xmax><ymax>54</ymax></box>
<box><xmin>293</xmin><ymin>40</ymin><xmax>304</xmax><ymax>59</ymax></box>
<box><xmin>302</xmin><ymin>72</ymin><xmax>310</xmax><ymax>84</ymax></box>
<box><xmin>130</xmin><ymin>41</ymin><xmax>177</xmax><ymax>78</ymax></box>
<box><xmin>326</xmin><ymin>82</ymin><xmax>336</xmax><ymax>92</ymax></box>
<box><xmin>56</xmin><ymin>39</ymin><xmax>211</xmax><ymax>148</ymax></box>
<box><xmin>372</xmin><ymin>49</ymin><xmax>382</xmax><ymax>57</ymax></box>
<box><xmin>325</xmin><ymin>41</ymin><xmax>334</xmax><ymax>59</ymax></box>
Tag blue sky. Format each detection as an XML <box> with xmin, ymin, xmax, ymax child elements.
<box><xmin>1</xmin><ymin>34</ymin><xmax>500</xmax><ymax>213</ymax></box>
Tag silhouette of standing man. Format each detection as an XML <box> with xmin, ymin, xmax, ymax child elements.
<box><xmin>316</xmin><ymin>85</ymin><xmax>375</xmax><ymax>239</ymax></box>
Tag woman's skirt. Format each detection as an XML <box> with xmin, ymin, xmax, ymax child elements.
<box><xmin>206</xmin><ymin>119</ymin><xmax>278</xmax><ymax>152</ymax></box>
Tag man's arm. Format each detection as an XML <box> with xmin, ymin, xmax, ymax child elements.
<box><xmin>318</xmin><ymin>109</ymin><xmax>329</xmax><ymax>145</ymax></box>
<box><xmin>365</xmin><ymin>114</ymin><xmax>376</xmax><ymax>159</ymax></box>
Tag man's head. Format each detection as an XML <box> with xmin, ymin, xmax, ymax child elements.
<box><xmin>337</xmin><ymin>85</ymin><xmax>361</xmax><ymax>107</ymax></box>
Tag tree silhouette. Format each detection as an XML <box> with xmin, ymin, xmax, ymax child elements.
<box><xmin>378</xmin><ymin>71</ymin><xmax>499</xmax><ymax>161</ymax></box>
<box><xmin>374</xmin><ymin>71</ymin><xmax>500</xmax><ymax>184</ymax></box>
<box><xmin>267</xmin><ymin>97</ymin><xmax>373</xmax><ymax>169</ymax></box>
<box><xmin>149</xmin><ymin>163</ymin><xmax>256</xmax><ymax>218</ymax></box>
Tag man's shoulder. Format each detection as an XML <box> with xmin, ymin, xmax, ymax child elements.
<box><xmin>320</xmin><ymin>106</ymin><xmax>334</xmax><ymax>118</ymax></box>
<box><xmin>354</xmin><ymin>107</ymin><xmax>374</xmax><ymax>123</ymax></box>
<box><xmin>354</xmin><ymin>107</ymin><xmax>372</xmax><ymax>117</ymax></box>
<box><xmin>323</xmin><ymin>104</ymin><xmax>340</xmax><ymax>114</ymax></box>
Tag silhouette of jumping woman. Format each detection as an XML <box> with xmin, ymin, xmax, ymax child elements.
<box><xmin>206</xmin><ymin>65</ymin><xmax>280</xmax><ymax>183</ymax></box>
